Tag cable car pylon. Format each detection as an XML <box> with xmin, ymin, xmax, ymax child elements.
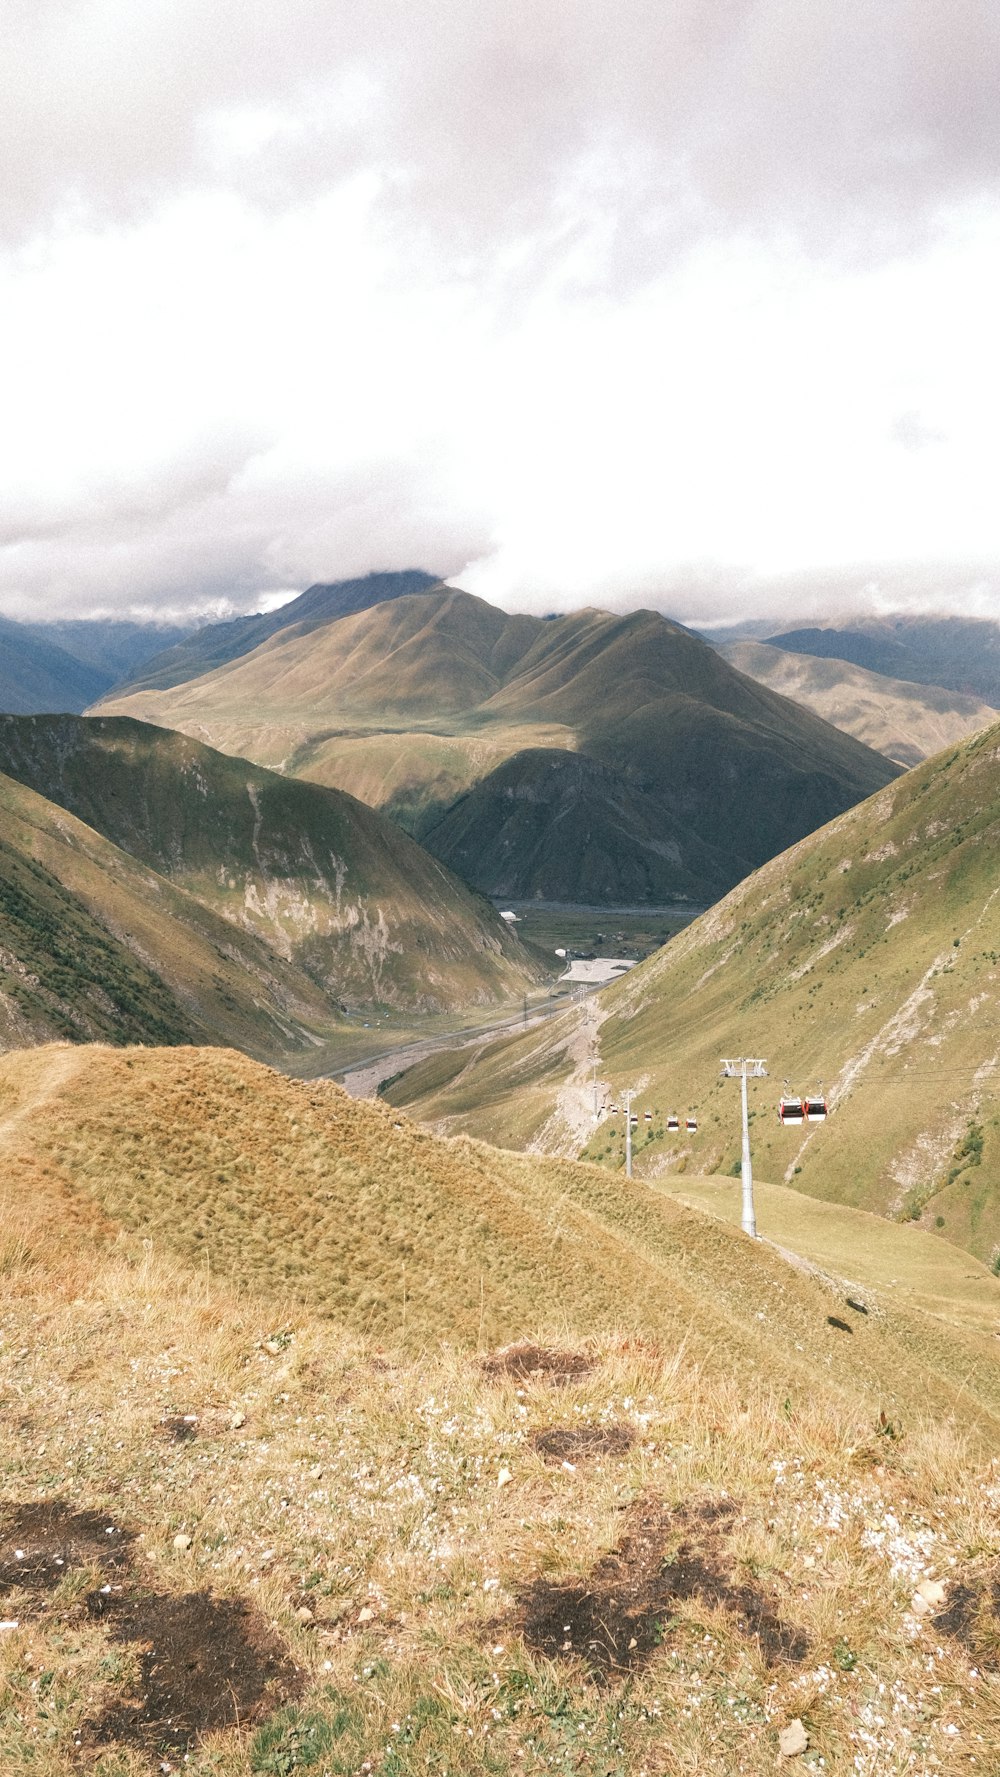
<box><xmin>721</xmin><ymin>1058</ymin><xmax>767</xmax><ymax>1238</ymax></box>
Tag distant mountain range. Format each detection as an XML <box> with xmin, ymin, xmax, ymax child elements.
<box><xmin>0</xmin><ymin>615</ymin><xmax>193</xmax><ymax>713</ymax></box>
<box><xmin>97</xmin><ymin>575</ymin><xmax>899</xmax><ymax>905</ymax></box>
<box><xmin>757</xmin><ymin>614</ymin><xmax>1000</xmax><ymax>706</ymax></box>
<box><xmin>720</xmin><ymin>638</ymin><xmax>996</xmax><ymax>767</ymax></box>
<box><xmin>0</xmin><ymin>715</ymin><xmax>541</xmax><ymax>1059</ymax></box>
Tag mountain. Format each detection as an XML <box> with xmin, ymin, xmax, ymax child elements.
<box><xmin>720</xmin><ymin>638</ymin><xmax>996</xmax><ymax>767</ymax></box>
<box><xmin>0</xmin><ymin>767</ymin><xmax>344</xmax><ymax>1058</ymax></box>
<box><xmin>0</xmin><ymin>714</ymin><xmax>540</xmax><ymax>1014</ymax></box>
<box><xmin>386</xmin><ymin>717</ymin><xmax>1000</xmax><ymax>1267</ymax></box>
<box><xmin>24</xmin><ymin>617</ymin><xmax>194</xmax><ymax>683</ymax></box>
<box><xmin>0</xmin><ymin>615</ymin><xmax>197</xmax><ymax>713</ymax></box>
<box><xmin>97</xmin><ymin>586</ymin><xmax>900</xmax><ymax>904</ymax></box>
<box><xmin>0</xmin><ymin>615</ymin><xmax>112</xmax><ymax>713</ymax></box>
<box><xmin>112</xmin><ymin>568</ymin><xmax>443</xmax><ymax>693</ymax></box>
<box><xmin>769</xmin><ymin>614</ymin><xmax>1000</xmax><ymax>705</ymax></box>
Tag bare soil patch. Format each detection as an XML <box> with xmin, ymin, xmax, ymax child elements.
<box><xmin>530</xmin><ymin>1424</ymin><xmax>634</xmax><ymax>1464</ymax></box>
<box><xmin>1</xmin><ymin>1499</ymin><xmax>300</xmax><ymax>1762</ymax></box>
<box><xmin>480</xmin><ymin>1343</ymin><xmax>595</xmax><ymax>1384</ymax></box>
<box><xmin>0</xmin><ymin>1501</ymin><xmax>135</xmax><ymax>1596</ymax></box>
<box><xmin>514</xmin><ymin>1495</ymin><xmax>808</xmax><ymax>1679</ymax></box>
<box><xmin>159</xmin><ymin>1413</ymin><xmax>198</xmax><ymax>1443</ymax></box>
<box><xmin>933</xmin><ymin>1568</ymin><xmax>1000</xmax><ymax>1669</ymax></box>
<box><xmin>85</xmin><ymin>1587</ymin><xmax>302</xmax><ymax>1756</ymax></box>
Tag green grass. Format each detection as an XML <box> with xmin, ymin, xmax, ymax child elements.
<box><xmin>388</xmin><ymin>718</ymin><xmax>1000</xmax><ymax>1267</ymax></box>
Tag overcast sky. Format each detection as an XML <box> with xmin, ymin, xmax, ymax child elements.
<box><xmin>3</xmin><ymin>0</ymin><xmax>999</xmax><ymax>626</ymax></box>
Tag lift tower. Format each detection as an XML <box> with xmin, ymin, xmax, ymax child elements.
<box><xmin>721</xmin><ymin>1058</ymin><xmax>768</xmax><ymax>1238</ymax></box>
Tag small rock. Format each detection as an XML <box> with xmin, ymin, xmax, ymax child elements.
<box><xmin>230</xmin><ymin>1410</ymin><xmax>246</xmax><ymax>1429</ymax></box>
<box><xmin>264</xmin><ymin>1338</ymin><xmax>283</xmax><ymax>1355</ymax></box>
<box><xmin>778</xmin><ymin>1719</ymin><xmax>808</xmax><ymax>1759</ymax></box>
<box><xmin>911</xmin><ymin>1592</ymin><xmax>931</xmax><ymax>1616</ymax></box>
<box><xmin>497</xmin><ymin>1466</ymin><xmax>513</xmax><ymax>1488</ymax></box>
<box><xmin>173</xmin><ymin>1533</ymin><xmax>193</xmax><ymax>1552</ymax></box>
<box><xmin>309</xmin><ymin>1464</ymin><xmax>323</xmax><ymax>1480</ymax></box>
<box><xmin>357</xmin><ymin>1605</ymin><xmax>375</xmax><ymax>1624</ymax></box>
<box><xmin>916</xmin><ymin>1578</ymin><xmax>947</xmax><ymax>1607</ymax></box>
<box><xmin>295</xmin><ymin>1605</ymin><xmax>315</xmax><ymax>1625</ymax></box>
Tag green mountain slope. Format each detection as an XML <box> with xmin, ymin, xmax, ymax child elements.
<box><xmin>0</xmin><ymin>715</ymin><xmax>540</xmax><ymax>1013</ymax></box>
<box><xmin>97</xmin><ymin>588</ymin><xmax>899</xmax><ymax>904</ymax></box>
<box><xmin>387</xmin><ymin>718</ymin><xmax>1000</xmax><ymax>1266</ymax></box>
<box><xmin>0</xmin><ymin>769</ymin><xmax>344</xmax><ymax>1058</ymax></box>
<box><xmin>0</xmin><ymin>615</ymin><xmax>112</xmax><ymax>713</ymax></box>
<box><xmin>114</xmin><ymin>569</ymin><xmax>442</xmax><ymax>693</ymax></box>
<box><xmin>721</xmin><ymin>639</ymin><xmax>996</xmax><ymax>766</ymax></box>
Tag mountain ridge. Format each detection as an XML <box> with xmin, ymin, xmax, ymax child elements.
<box><xmin>97</xmin><ymin>586</ymin><xmax>900</xmax><ymax>905</ymax></box>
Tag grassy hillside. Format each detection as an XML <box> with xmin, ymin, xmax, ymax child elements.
<box><xmin>3</xmin><ymin>1074</ymin><xmax>997</xmax><ymax>1776</ymax></box>
<box><xmin>721</xmin><ymin>638</ymin><xmax>996</xmax><ymax>767</ymax></box>
<box><xmin>115</xmin><ymin>569</ymin><xmax>442</xmax><ymax>693</ymax></box>
<box><xmin>0</xmin><ymin>769</ymin><xmax>353</xmax><ymax>1060</ymax></box>
<box><xmin>388</xmin><ymin>718</ymin><xmax>1000</xmax><ymax>1266</ymax></box>
<box><xmin>0</xmin><ymin>715</ymin><xmax>541</xmax><ymax>1014</ymax></box>
<box><xmin>98</xmin><ymin>588</ymin><xmax>898</xmax><ymax>904</ymax></box>
<box><xmin>6</xmin><ymin>1042</ymin><xmax>1000</xmax><ymax>1432</ymax></box>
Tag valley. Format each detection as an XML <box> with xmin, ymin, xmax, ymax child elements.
<box><xmin>4</xmin><ymin>580</ymin><xmax>1000</xmax><ymax>1775</ymax></box>
<box><xmin>385</xmin><ymin>715</ymin><xmax>1000</xmax><ymax>1265</ymax></box>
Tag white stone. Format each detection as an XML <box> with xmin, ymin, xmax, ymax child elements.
<box><xmin>778</xmin><ymin>1719</ymin><xmax>808</xmax><ymax>1758</ymax></box>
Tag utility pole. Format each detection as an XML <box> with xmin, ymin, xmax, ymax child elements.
<box><xmin>622</xmin><ymin>1088</ymin><xmax>636</xmax><ymax>1179</ymax></box>
<box><xmin>721</xmin><ymin>1058</ymin><xmax>767</xmax><ymax>1237</ymax></box>
<box><xmin>592</xmin><ymin>1056</ymin><xmax>599</xmax><ymax>1119</ymax></box>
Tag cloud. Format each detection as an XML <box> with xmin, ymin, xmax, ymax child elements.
<box><xmin>4</xmin><ymin>2</ymin><xmax>1000</xmax><ymax>264</ymax></box>
<box><xmin>2</xmin><ymin>4</ymin><xmax>1000</xmax><ymax>624</ymax></box>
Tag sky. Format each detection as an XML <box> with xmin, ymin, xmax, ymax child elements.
<box><xmin>2</xmin><ymin>0</ymin><xmax>999</xmax><ymax>627</ymax></box>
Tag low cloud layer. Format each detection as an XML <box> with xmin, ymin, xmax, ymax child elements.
<box><xmin>2</xmin><ymin>3</ymin><xmax>999</xmax><ymax>622</ymax></box>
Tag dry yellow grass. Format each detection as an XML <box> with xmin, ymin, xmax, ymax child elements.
<box><xmin>1</xmin><ymin>1166</ymin><xmax>999</xmax><ymax>1774</ymax></box>
<box><xmin>4</xmin><ymin>1043</ymin><xmax>1000</xmax><ymax>1444</ymax></box>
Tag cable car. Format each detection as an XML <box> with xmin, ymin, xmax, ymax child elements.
<box><xmin>609</xmin><ymin>1105</ymin><xmax>619</xmax><ymax>1115</ymax></box>
<box><xmin>643</xmin><ymin>1110</ymin><xmax>653</xmax><ymax>1123</ymax></box>
<box><xmin>779</xmin><ymin>1095</ymin><xmax>805</xmax><ymax>1126</ymax></box>
<box><xmin>667</xmin><ymin>1113</ymin><xmax>680</xmax><ymax>1132</ymax></box>
<box><xmin>630</xmin><ymin>1113</ymin><xmax>638</xmax><ymax>1126</ymax></box>
<box><xmin>804</xmin><ymin>1094</ymin><xmax>827</xmax><ymax>1122</ymax></box>
<box><xmin>686</xmin><ymin>1115</ymin><xmax>698</xmax><ymax>1133</ymax></box>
